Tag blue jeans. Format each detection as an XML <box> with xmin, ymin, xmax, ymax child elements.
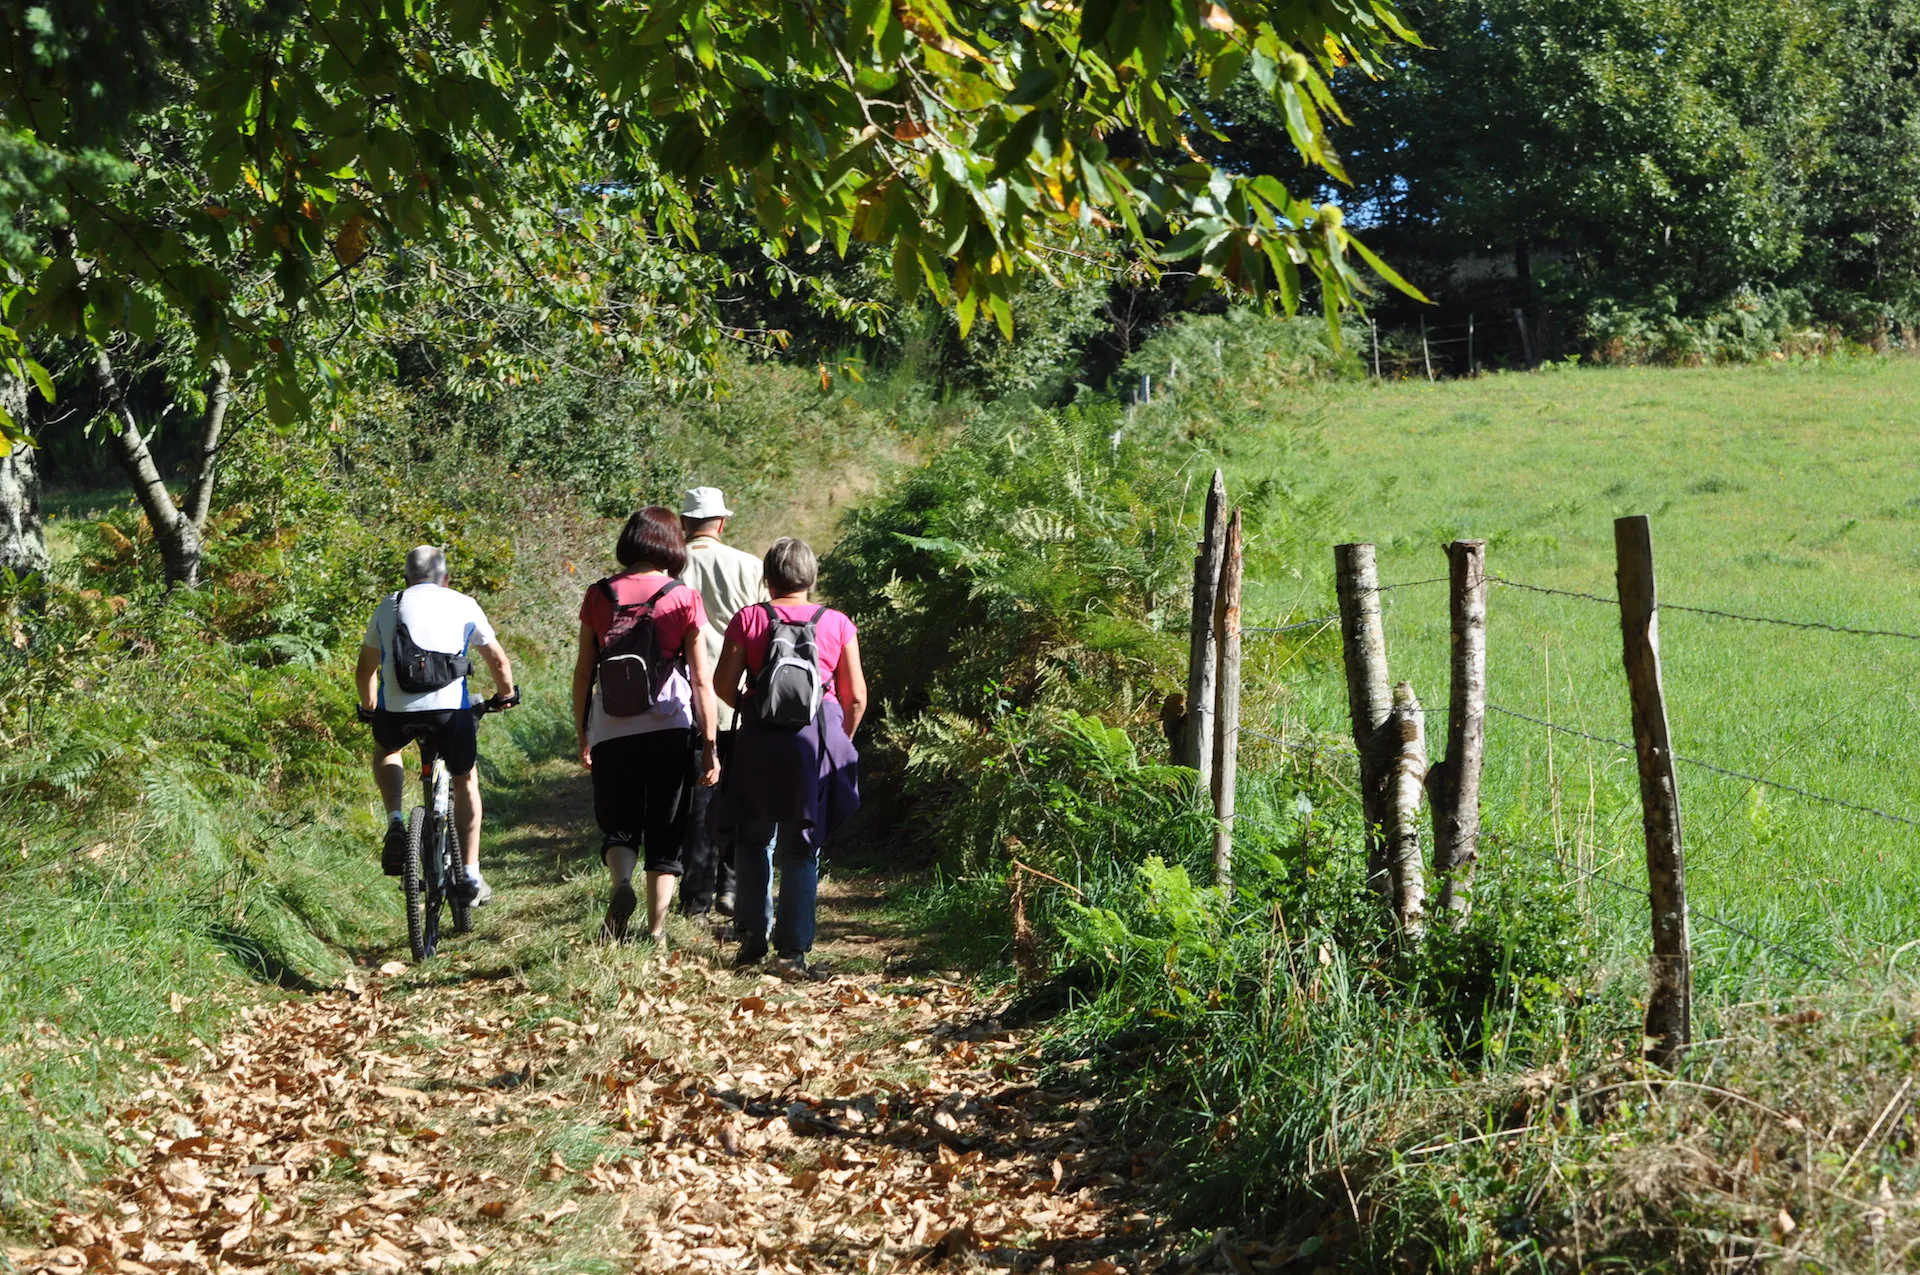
<box><xmin>735</xmin><ymin>821</ymin><xmax>818</xmax><ymax>957</ymax></box>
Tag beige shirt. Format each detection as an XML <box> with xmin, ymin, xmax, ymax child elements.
<box><xmin>679</xmin><ymin>536</ymin><xmax>767</xmax><ymax>729</ymax></box>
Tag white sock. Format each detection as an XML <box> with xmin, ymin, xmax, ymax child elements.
<box><xmin>388</xmin><ymin>810</ymin><xmax>404</xmax><ymax>824</ymax></box>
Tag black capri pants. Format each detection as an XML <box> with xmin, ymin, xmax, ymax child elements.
<box><xmin>590</xmin><ymin>728</ymin><xmax>694</xmax><ymax>876</ymax></box>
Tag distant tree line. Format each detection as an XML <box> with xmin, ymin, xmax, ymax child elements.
<box><xmin>1209</xmin><ymin>0</ymin><xmax>1920</xmax><ymax>361</ymax></box>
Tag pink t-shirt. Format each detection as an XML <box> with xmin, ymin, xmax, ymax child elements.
<box><xmin>579</xmin><ymin>573</ymin><xmax>708</xmax><ymax>744</ymax></box>
<box><xmin>725</xmin><ymin>603</ymin><xmax>857</xmax><ymax>703</ymax></box>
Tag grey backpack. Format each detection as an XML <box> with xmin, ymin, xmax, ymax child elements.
<box><xmin>753</xmin><ymin>603</ymin><xmax>827</xmax><ymax>729</ymax></box>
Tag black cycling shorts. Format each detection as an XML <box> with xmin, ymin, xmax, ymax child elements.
<box><xmin>370</xmin><ymin>708</ymin><xmax>478</xmax><ymax>776</ymax></box>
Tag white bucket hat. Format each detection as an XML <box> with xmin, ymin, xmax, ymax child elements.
<box><xmin>682</xmin><ymin>486</ymin><xmax>734</xmax><ymax>519</ymax></box>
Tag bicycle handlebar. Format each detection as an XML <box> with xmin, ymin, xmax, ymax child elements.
<box><xmin>357</xmin><ymin>688</ymin><xmax>521</xmax><ymax>722</ymax></box>
<box><xmin>473</xmin><ymin>687</ymin><xmax>522</xmax><ymax>718</ymax></box>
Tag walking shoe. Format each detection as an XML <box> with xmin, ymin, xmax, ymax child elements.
<box><xmin>454</xmin><ymin>871</ymin><xmax>493</xmax><ymax>908</ymax></box>
<box><xmin>714</xmin><ymin>890</ymin><xmax>736</xmax><ymax>919</ymax></box>
<box><xmin>772</xmin><ymin>954</ymin><xmax>831</xmax><ymax>983</ymax></box>
<box><xmin>732</xmin><ymin>942</ymin><xmax>768</xmax><ymax>970</ymax></box>
<box><xmin>382</xmin><ymin>820</ymin><xmax>407</xmax><ymax>876</ymax></box>
<box><xmin>602</xmin><ymin>881</ymin><xmax>637</xmax><ymax>943</ymax></box>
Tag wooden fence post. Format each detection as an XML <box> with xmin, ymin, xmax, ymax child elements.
<box><xmin>1211</xmin><ymin>509</ymin><xmax>1244</xmax><ymax>890</ymax></box>
<box><xmin>1335</xmin><ymin>543</ymin><xmax>1394</xmax><ymax>898</ymax></box>
<box><xmin>1420</xmin><ymin>317</ymin><xmax>1435</xmax><ymax>382</ymax></box>
<box><xmin>1431</xmin><ymin>540</ymin><xmax>1488</xmax><ymax>918</ymax></box>
<box><xmin>1615</xmin><ymin>514</ymin><xmax>1691</xmax><ymax>1069</ymax></box>
<box><xmin>1386</xmin><ymin>681</ymin><xmax>1428</xmax><ymax>934</ymax></box>
<box><xmin>1184</xmin><ymin>471</ymin><xmax>1227</xmax><ymax>787</ymax></box>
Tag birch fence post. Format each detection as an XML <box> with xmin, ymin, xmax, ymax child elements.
<box><xmin>1335</xmin><ymin>543</ymin><xmax>1394</xmax><ymax>898</ymax></box>
<box><xmin>1430</xmin><ymin>540</ymin><xmax>1488</xmax><ymax>918</ymax></box>
<box><xmin>1211</xmin><ymin>509</ymin><xmax>1244</xmax><ymax>890</ymax></box>
<box><xmin>1420</xmin><ymin>317</ymin><xmax>1435</xmax><ymax>382</ymax></box>
<box><xmin>1616</xmin><ymin>514</ymin><xmax>1691</xmax><ymax>1069</ymax></box>
<box><xmin>1386</xmin><ymin>681</ymin><xmax>1428</xmax><ymax>935</ymax></box>
<box><xmin>1467</xmin><ymin>313</ymin><xmax>1476</xmax><ymax>375</ymax></box>
<box><xmin>1184</xmin><ymin>471</ymin><xmax>1227</xmax><ymax>787</ymax></box>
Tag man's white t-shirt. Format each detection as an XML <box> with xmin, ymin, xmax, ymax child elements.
<box><xmin>680</xmin><ymin>536</ymin><xmax>766</xmax><ymax>730</ymax></box>
<box><xmin>361</xmin><ymin>583</ymin><xmax>497</xmax><ymax>713</ymax></box>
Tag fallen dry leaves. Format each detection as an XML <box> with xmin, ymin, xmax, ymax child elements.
<box><xmin>8</xmin><ymin>949</ymin><xmax>1235</xmax><ymax>1274</ymax></box>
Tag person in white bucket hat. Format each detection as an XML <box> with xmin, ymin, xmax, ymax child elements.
<box><xmin>677</xmin><ymin>487</ymin><xmax>767</xmax><ymax>920</ymax></box>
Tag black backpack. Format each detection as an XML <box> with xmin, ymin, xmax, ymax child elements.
<box><xmin>751</xmin><ymin>603</ymin><xmax>827</xmax><ymax>729</ymax></box>
<box><xmin>595</xmin><ymin>577</ymin><xmax>684</xmax><ymax>718</ymax></box>
<box><xmin>388</xmin><ymin>592</ymin><xmax>473</xmax><ymax>694</ymax></box>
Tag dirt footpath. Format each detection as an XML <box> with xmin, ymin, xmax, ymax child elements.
<box><xmin>10</xmin><ymin>867</ymin><xmax>1192</xmax><ymax>1275</ymax></box>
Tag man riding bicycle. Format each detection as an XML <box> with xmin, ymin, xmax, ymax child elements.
<box><xmin>354</xmin><ymin>545</ymin><xmax>517</xmax><ymax>906</ymax></box>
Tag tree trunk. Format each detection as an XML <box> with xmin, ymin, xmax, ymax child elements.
<box><xmin>94</xmin><ymin>348</ymin><xmax>201</xmax><ymax>588</ymax></box>
<box><xmin>184</xmin><ymin>363</ymin><xmax>232</xmax><ymax>533</ymax></box>
<box><xmin>0</xmin><ymin>365</ymin><xmax>49</xmax><ymax>581</ymax></box>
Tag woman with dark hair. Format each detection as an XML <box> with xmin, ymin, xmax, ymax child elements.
<box><xmin>712</xmin><ymin>536</ymin><xmax>866</xmax><ymax>980</ymax></box>
<box><xmin>572</xmin><ymin>506</ymin><xmax>720</xmax><ymax>946</ymax></box>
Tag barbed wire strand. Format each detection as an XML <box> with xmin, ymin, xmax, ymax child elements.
<box><xmin>1497</xmin><ymin>838</ymin><xmax>1841</xmax><ymax>976</ymax></box>
<box><xmin>1490</xmin><ymin>574</ymin><xmax>1920</xmax><ymax>645</ymax></box>
<box><xmin>1487</xmin><ymin>576</ymin><xmax>1621</xmax><ymax>607</ymax></box>
<box><xmin>1486</xmin><ymin>704</ymin><xmax>1920</xmax><ymax>832</ymax></box>
<box><xmin>1661</xmin><ymin>601</ymin><xmax>1920</xmax><ymax>643</ymax></box>
<box><xmin>1231</xmin><ymin>576</ymin><xmax>1448</xmax><ymax>637</ymax></box>
<box><xmin>1227</xmin><ymin>789</ymin><xmax>1840</xmax><ymax>975</ymax></box>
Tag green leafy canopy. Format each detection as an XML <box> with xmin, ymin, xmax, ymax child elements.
<box><xmin>0</xmin><ymin>0</ymin><xmax>1422</xmax><ymax>450</ymax></box>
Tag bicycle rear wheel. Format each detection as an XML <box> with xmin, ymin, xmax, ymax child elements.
<box><xmin>403</xmin><ymin>807</ymin><xmax>428</xmax><ymax>962</ymax></box>
<box><xmin>448</xmin><ymin>823</ymin><xmax>473</xmax><ymax>936</ymax></box>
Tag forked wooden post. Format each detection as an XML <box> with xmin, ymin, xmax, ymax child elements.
<box><xmin>1431</xmin><ymin>540</ymin><xmax>1488</xmax><ymax>918</ymax></box>
<box><xmin>1185</xmin><ymin>471</ymin><xmax>1228</xmax><ymax>789</ymax></box>
<box><xmin>1616</xmin><ymin>514</ymin><xmax>1691</xmax><ymax>1069</ymax></box>
<box><xmin>1334</xmin><ymin>543</ymin><xmax>1394</xmax><ymax>898</ymax></box>
<box><xmin>1211</xmin><ymin>509</ymin><xmax>1245</xmax><ymax>890</ymax></box>
<box><xmin>1386</xmin><ymin>681</ymin><xmax>1428</xmax><ymax>935</ymax></box>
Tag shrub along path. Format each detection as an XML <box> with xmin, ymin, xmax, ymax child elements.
<box><xmin>6</xmin><ymin>752</ymin><xmax>1231</xmax><ymax>1275</ymax></box>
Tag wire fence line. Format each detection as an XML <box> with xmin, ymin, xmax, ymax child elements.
<box><xmin>1225</xmin><ymin>743</ymin><xmax>1843</xmax><ymax>976</ymax></box>
<box><xmin>1485</xmin><ymin>703</ymin><xmax>1920</xmax><ymax>833</ymax></box>
<box><xmin>1491</xmin><ymin>572</ymin><xmax>1920</xmax><ymax>646</ymax></box>
<box><xmin>1487</xmin><ymin>576</ymin><xmax>1621</xmax><ymax>607</ymax></box>
<box><xmin>1661</xmin><ymin>601</ymin><xmax>1920</xmax><ymax>643</ymax></box>
<box><xmin>1497</xmin><ymin>837</ymin><xmax>1842</xmax><ymax>977</ymax></box>
<box><xmin>1237</xmin><ymin>575</ymin><xmax>1449</xmax><ymax>636</ymax></box>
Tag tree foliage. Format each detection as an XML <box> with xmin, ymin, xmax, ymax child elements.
<box><xmin>0</xmin><ymin>0</ymin><xmax>1422</xmax><ymax>453</ymax></box>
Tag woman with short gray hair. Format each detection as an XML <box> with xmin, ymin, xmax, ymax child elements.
<box><xmin>712</xmin><ymin>536</ymin><xmax>867</xmax><ymax>980</ymax></box>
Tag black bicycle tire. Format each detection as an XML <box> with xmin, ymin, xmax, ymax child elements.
<box><xmin>403</xmin><ymin>806</ymin><xmax>428</xmax><ymax>962</ymax></box>
<box><xmin>446</xmin><ymin>820</ymin><xmax>472</xmax><ymax>935</ymax></box>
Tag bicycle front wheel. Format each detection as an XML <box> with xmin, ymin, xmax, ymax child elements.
<box><xmin>403</xmin><ymin>807</ymin><xmax>429</xmax><ymax>962</ymax></box>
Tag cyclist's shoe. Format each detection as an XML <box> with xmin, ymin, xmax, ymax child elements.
<box><xmin>454</xmin><ymin>871</ymin><xmax>493</xmax><ymax>909</ymax></box>
<box><xmin>602</xmin><ymin>881</ymin><xmax>637</xmax><ymax>943</ymax></box>
<box><xmin>382</xmin><ymin>820</ymin><xmax>407</xmax><ymax>876</ymax></box>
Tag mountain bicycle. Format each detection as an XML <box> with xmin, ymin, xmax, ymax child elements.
<box><xmin>402</xmin><ymin>691</ymin><xmax>518</xmax><ymax>961</ymax></box>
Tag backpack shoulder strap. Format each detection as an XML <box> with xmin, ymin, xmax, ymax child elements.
<box><xmin>808</xmin><ymin>605</ymin><xmax>828</xmax><ymax>626</ymax></box>
<box><xmin>642</xmin><ymin>578</ymin><xmax>681</xmax><ymax>609</ymax></box>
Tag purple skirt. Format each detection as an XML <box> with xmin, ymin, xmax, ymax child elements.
<box><xmin>715</xmin><ymin>697</ymin><xmax>860</xmax><ymax>851</ymax></box>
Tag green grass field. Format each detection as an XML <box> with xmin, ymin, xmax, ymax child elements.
<box><xmin>1227</xmin><ymin>358</ymin><xmax>1920</xmax><ymax>982</ymax></box>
